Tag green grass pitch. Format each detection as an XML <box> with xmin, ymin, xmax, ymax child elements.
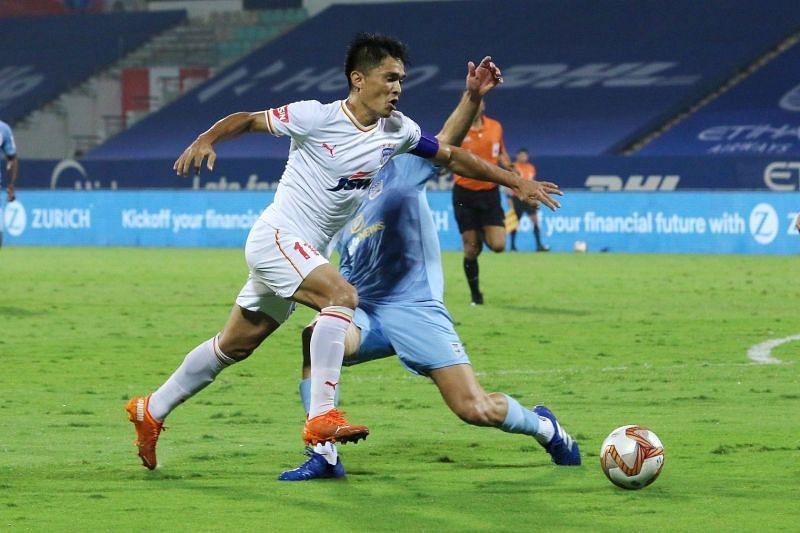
<box><xmin>1</xmin><ymin>247</ymin><xmax>799</xmax><ymax>531</ymax></box>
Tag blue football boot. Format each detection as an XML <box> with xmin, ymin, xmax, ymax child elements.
<box><xmin>278</xmin><ymin>451</ymin><xmax>346</xmax><ymax>481</ymax></box>
<box><xmin>532</xmin><ymin>405</ymin><xmax>581</xmax><ymax>466</ymax></box>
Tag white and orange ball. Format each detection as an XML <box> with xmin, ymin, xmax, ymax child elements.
<box><xmin>600</xmin><ymin>425</ymin><xmax>664</xmax><ymax>490</ymax></box>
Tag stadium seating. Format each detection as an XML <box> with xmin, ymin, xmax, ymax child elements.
<box><xmin>0</xmin><ymin>11</ymin><xmax>186</xmax><ymax>123</ymax></box>
<box><xmin>637</xmin><ymin>41</ymin><xmax>800</xmax><ymax>156</ymax></box>
<box><xmin>86</xmin><ymin>0</ymin><xmax>800</xmax><ymax>160</ymax></box>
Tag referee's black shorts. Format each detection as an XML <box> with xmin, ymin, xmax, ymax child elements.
<box><xmin>512</xmin><ymin>195</ymin><xmax>539</xmax><ymax>218</ymax></box>
<box><xmin>452</xmin><ymin>184</ymin><xmax>505</xmax><ymax>233</ymax></box>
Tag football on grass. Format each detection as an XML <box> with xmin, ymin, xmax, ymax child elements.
<box><xmin>600</xmin><ymin>425</ymin><xmax>664</xmax><ymax>490</ymax></box>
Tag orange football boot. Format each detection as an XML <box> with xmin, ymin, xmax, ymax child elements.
<box><xmin>303</xmin><ymin>408</ymin><xmax>369</xmax><ymax>445</ymax></box>
<box><xmin>125</xmin><ymin>395</ymin><xmax>164</xmax><ymax>470</ymax></box>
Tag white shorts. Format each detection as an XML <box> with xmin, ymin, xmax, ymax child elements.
<box><xmin>235</xmin><ymin>218</ymin><xmax>328</xmax><ymax>323</ymax></box>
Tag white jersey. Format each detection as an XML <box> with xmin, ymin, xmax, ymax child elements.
<box><xmin>260</xmin><ymin>99</ymin><xmax>422</xmax><ymax>251</ymax></box>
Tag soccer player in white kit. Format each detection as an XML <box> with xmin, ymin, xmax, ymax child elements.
<box><xmin>125</xmin><ymin>33</ymin><xmax>562</xmax><ymax>470</ymax></box>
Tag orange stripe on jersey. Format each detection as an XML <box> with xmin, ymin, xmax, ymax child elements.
<box><xmin>319</xmin><ymin>311</ymin><xmax>352</xmax><ymax>323</ymax></box>
<box><xmin>454</xmin><ymin>116</ymin><xmax>505</xmax><ymax>191</ymax></box>
<box><xmin>275</xmin><ymin>229</ymin><xmax>304</xmax><ymax>280</ymax></box>
<box><xmin>341</xmin><ymin>101</ymin><xmax>379</xmax><ymax>132</ymax></box>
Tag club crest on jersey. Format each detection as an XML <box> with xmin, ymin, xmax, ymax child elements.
<box><xmin>272</xmin><ymin>105</ymin><xmax>289</xmax><ymax>123</ymax></box>
<box><xmin>380</xmin><ymin>144</ymin><xmax>396</xmax><ymax>165</ymax></box>
<box><xmin>327</xmin><ymin>171</ymin><xmax>373</xmax><ymax>192</ymax></box>
<box><xmin>368</xmin><ymin>177</ymin><xmax>384</xmax><ymax>199</ymax></box>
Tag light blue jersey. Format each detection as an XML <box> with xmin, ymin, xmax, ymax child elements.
<box><xmin>338</xmin><ymin>154</ymin><xmax>443</xmax><ymax>304</ymax></box>
<box><xmin>337</xmin><ymin>154</ymin><xmax>470</xmax><ymax>376</ymax></box>
<box><xmin>0</xmin><ymin>120</ymin><xmax>17</xmax><ymax>188</ymax></box>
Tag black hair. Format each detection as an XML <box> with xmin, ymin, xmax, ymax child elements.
<box><xmin>516</xmin><ymin>148</ymin><xmax>529</xmax><ymax>154</ymax></box>
<box><xmin>344</xmin><ymin>32</ymin><xmax>409</xmax><ymax>89</ymax></box>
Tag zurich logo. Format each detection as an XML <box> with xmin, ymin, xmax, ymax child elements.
<box><xmin>779</xmin><ymin>83</ymin><xmax>800</xmax><ymax>112</ymax></box>
<box><xmin>3</xmin><ymin>200</ymin><xmax>27</xmax><ymax>237</ymax></box>
<box><xmin>748</xmin><ymin>203</ymin><xmax>778</xmax><ymax>245</ymax></box>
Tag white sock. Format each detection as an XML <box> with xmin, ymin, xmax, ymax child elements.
<box><xmin>148</xmin><ymin>335</ymin><xmax>235</xmax><ymax>421</ymax></box>
<box><xmin>314</xmin><ymin>442</ymin><xmax>338</xmax><ymax>465</ymax></box>
<box><xmin>535</xmin><ymin>415</ymin><xmax>556</xmax><ymax>445</ymax></box>
<box><xmin>308</xmin><ymin>306</ymin><xmax>353</xmax><ymax>418</ymax></box>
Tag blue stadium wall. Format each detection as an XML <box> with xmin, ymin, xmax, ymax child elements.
<box><xmin>86</xmin><ymin>0</ymin><xmax>800</xmax><ymax>160</ymax></box>
<box><xmin>0</xmin><ymin>11</ymin><xmax>186</xmax><ymax>123</ymax></box>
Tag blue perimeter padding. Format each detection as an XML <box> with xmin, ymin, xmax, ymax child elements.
<box><xmin>4</xmin><ymin>190</ymin><xmax>799</xmax><ymax>254</ymax></box>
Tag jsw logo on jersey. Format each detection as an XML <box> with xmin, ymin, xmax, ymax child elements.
<box><xmin>327</xmin><ymin>171</ymin><xmax>373</xmax><ymax>192</ymax></box>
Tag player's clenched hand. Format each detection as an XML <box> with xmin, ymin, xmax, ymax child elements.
<box><xmin>174</xmin><ymin>136</ymin><xmax>217</xmax><ymax>177</ymax></box>
<box><xmin>795</xmin><ymin>213</ymin><xmax>800</xmax><ymax>233</ymax></box>
<box><xmin>515</xmin><ymin>179</ymin><xmax>563</xmax><ymax>211</ymax></box>
<box><xmin>466</xmin><ymin>56</ymin><xmax>503</xmax><ymax>97</ymax></box>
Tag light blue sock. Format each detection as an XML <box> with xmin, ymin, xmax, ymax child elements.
<box><xmin>299</xmin><ymin>378</ymin><xmax>311</xmax><ymax>414</ymax></box>
<box><xmin>299</xmin><ymin>378</ymin><xmax>339</xmax><ymax>415</ymax></box>
<box><xmin>499</xmin><ymin>394</ymin><xmax>540</xmax><ymax>436</ymax></box>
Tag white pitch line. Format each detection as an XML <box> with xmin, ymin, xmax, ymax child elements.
<box><xmin>747</xmin><ymin>334</ymin><xmax>800</xmax><ymax>364</ymax></box>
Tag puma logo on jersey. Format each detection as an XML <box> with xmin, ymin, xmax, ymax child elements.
<box><xmin>322</xmin><ymin>143</ymin><xmax>336</xmax><ymax>157</ymax></box>
<box><xmin>325</xmin><ymin>380</ymin><xmax>338</xmax><ymax>390</ymax></box>
<box><xmin>327</xmin><ymin>171</ymin><xmax>373</xmax><ymax>192</ymax></box>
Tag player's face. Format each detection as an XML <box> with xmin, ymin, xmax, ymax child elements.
<box><xmin>359</xmin><ymin>56</ymin><xmax>405</xmax><ymax>118</ymax></box>
<box><xmin>516</xmin><ymin>151</ymin><xmax>528</xmax><ymax>164</ymax></box>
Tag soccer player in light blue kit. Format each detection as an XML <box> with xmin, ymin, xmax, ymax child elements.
<box><xmin>0</xmin><ymin>119</ymin><xmax>19</xmax><ymax>248</ymax></box>
<box><xmin>279</xmin><ymin>72</ymin><xmax>580</xmax><ymax>481</ymax></box>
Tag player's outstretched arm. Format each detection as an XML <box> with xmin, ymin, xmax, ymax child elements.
<box><xmin>436</xmin><ymin>91</ymin><xmax>481</xmax><ymax>146</ymax></box>
<box><xmin>433</xmin><ymin>144</ymin><xmax>562</xmax><ymax>211</ymax></box>
<box><xmin>436</xmin><ymin>56</ymin><xmax>502</xmax><ymax>146</ymax></box>
<box><xmin>174</xmin><ymin>111</ymin><xmax>268</xmax><ymax>176</ymax></box>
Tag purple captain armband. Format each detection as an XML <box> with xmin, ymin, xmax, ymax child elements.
<box><xmin>410</xmin><ymin>131</ymin><xmax>440</xmax><ymax>159</ymax></box>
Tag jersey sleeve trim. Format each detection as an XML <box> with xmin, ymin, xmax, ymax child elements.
<box><xmin>264</xmin><ymin>110</ymin><xmax>278</xmax><ymax>136</ymax></box>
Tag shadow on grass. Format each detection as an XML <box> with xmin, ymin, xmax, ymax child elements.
<box><xmin>496</xmin><ymin>304</ymin><xmax>592</xmax><ymax>317</ymax></box>
<box><xmin>0</xmin><ymin>306</ymin><xmax>49</xmax><ymax>317</ymax></box>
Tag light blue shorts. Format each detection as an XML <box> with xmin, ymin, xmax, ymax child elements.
<box><xmin>344</xmin><ymin>301</ymin><xmax>470</xmax><ymax>377</ymax></box>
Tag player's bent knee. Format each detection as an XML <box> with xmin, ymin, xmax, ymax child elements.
<box><xmin>328</xmin><ymin>283</ymin><xmax>359</xmax><ymax>310</ymax></box>
<box><xmin>488</xmin><ymin>243</ymin><xmax>505</xmax><ymax>253</ymax></box>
